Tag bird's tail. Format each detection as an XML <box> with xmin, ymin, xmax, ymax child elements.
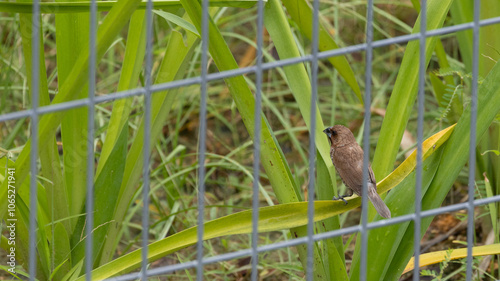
<box><xmin>367</xmin><ymin>184</ymin><xmax>391</xmax><ymax>218</ymax></box>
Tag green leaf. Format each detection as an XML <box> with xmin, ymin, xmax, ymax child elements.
<box><xmin>55</xmin><ymin>0</ymin><xmax>89</xmax><ymax>235</ymax></box>
<box><xmin>154</xmin><ymin>10</ymin><xmax>199</xmax><ymax>36</ymax></box>
<box><xmin>96</xmin><ymin>10</ymin><xmax>146</xmax><ymax>179</ymax></box>
<box><xmin>17</xmin><ymin>5</ymin><xmax>64</xmax><ymax>275</ymax></box>
<box><xmin>91</xmin><ymin>11</ymin><xmax>147</xmax><ymax>266</ymax></box>
<box><xmin>70</xmin><ymin>123</ymin><xmax>127</xmax><ymax>267</ymax></box>
<box><xmin>52</xmin><ymin>223</ymin><xmax>71</xmax><ymax>280</ymax></box>
<box><xmin>77</xmin><ymin>199</ymin><xmax>352</xmax><ymax>280</ymax></box>
<box><xmin>449</xmin><ymin>0</ymin><xmax>500</xmax><ymax>76</ymax></box>
<box><xmin>483</xmin><ymin>174</ymin><xmax>499</xmax><ymax>244</ymax></box>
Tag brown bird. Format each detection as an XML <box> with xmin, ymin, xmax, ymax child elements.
<box><xmin>323</xmin><ymin>125</ymin><xmax>391</xmax><ymax>218</ymax></box>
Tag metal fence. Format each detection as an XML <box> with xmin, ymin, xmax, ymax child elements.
<box><xmin>2</xmin><ymin>0</ymin><xmax>500</xmax><ymax>280</ymax></box>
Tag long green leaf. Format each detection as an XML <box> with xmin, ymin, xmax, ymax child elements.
<box><xmin>153</xmin><ymin>10</ymin><xmax>198</xmax><ymax>35</ymax></box>
<box><xmin>53</xmin><ymin>223</ymin><xmax>71</xmax><ymax>280</ymax></box>
<box><xmin>78</xmin><ymin>200</ymin><xmax>350</xmax><ymax>280</ymax></box>
<box><xmin>96</xmin><ymin>11</ymin><xmax>146</xmax><ymax>178</ymax></box>
<box><xmin>89</xmin><ymin>12</ymin><xmax>147</xmax><ymax>266</ymax></box>
<box><xmin>18</xmin><ymin>4</ymin><xmax>65</xmax><ymax>276</ymax></box>
<box><xmin>70</xmin><ymin>126</ymin><xmax>127</xmax><ymax>266</ymax></box>
<box><xmin>55</xmin><ymin>0</ymin><xmax>89</xmax><ymax>235</ymax></box>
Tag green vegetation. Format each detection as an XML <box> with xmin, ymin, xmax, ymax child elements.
<box><xmin>0</xmin><ymin>0</ymin><xmax>499</xmax><ymax>280</ymax></box>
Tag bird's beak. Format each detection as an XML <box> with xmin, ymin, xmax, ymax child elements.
<box><xmin>323</xmin><ymin>128</ymin><xmax>333</xmax><ymax>146</ymax></box>
<box><xmin>323</xmin><ymin>128</ymin><xmax>331</xmax><ymax>138</ymax></box>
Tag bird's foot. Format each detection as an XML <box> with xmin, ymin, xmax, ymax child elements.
<box><xmin>332</xmin><ymin>195</ymin><xmax>348</xmax><ymax>205</ymax></box>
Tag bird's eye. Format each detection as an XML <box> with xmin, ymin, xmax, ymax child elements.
<box><xmin>332</xmin><ymin>130</ymin><xmax>337</xmax><ymax>135</ymax></box>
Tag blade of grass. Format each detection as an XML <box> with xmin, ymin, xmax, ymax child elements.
<box><xmin>88</xmin><ymin>12</ymin><xmax>147</xmax><ymax>266</ymax></box>
<box><xmin>263</xmin><ymin>0</ymin><xmax>337</xmax><ymax>199</ymax></box>
<box><xmin>153</xmin><ymin>10</ymin><xmax>198</xmax><ymax>35</ymax></box>
<box><xmin>18</xmin><ymin>5</ymin><xmax>67</xmax><ymax>275</ymax></box>
<box><xmin>52</xmin><ymin>222</ymin><xmax>71</xmax><ymax>280</ymax></box>
<box><xmin>70</xmin><ymin>125</ymin><xmax>127</xmax><ymax>266</ymax></box>
<box><xmin>484</xmin><ymin>174</ymin><xmax>499</xmax><ymax>244</ymax></box>
<box><xmin>55</xmin><ymin>0</ymin><xmax>89</xmax><ymax>235</ymax></box>
<box><xmin>95</xmin><ymin>11</ymin><xmax>147</xmax><ymax>178</ymax></box>
<box><xmin>410</xmin><ymin>0</ymin><xmax>460</xmax><ymax>122</ymax></box>
<box><xmin>449</xmin><ymin>0</ymin><xmax>473</xmax><ymax>72</ymax></box>
<box><xmin>180</xmin><ymin>0</ymin><xmax>302</xmax><ymax>208</ymax></box>
<box><xmin>78</xmin><ymin>200</ymin><xmax>354</xmax><ymax>280</ymax></box>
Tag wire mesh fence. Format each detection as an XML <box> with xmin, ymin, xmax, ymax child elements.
<box><xmin>1</xmin><ymin>0</ymin><xmax>500</xmax><ymax>280</ymax></box>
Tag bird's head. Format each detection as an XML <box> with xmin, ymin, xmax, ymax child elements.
<box><xmin>323</xmin><ymin>125</ymin><xmax>357</xmax><ymax>147</ymax></box>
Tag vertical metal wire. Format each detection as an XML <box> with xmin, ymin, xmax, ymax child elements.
<box><xmin>196</xmin><ymin>0</ymin><xmax>210</xmax><ymax>278</ymax></box>
<box><xmin>466</xmin><ymin>0</ymin><xmax>480</xmax><ymax>279</ymax></box>
<box><xmin>360</xmin><ymin>0</ymin><xmax>374</xmax><ymax>279</ymax></box>
<box><xmin>250</xmin><ymin>0</ymin><xmax>264</xmax><ymax>279</ymax></box>
<box><xmin>413</xmin><ymin>1</ymin><xmax>426</xmax><ymax>280</ymax></box>
<box><xmin>306</xmin><ymin>0</ymin><xmax>320</xmax><ymax>279</ymax></box>
<box><xmin>141</xmin><ymin>0</ymin><xmax>154</xmax><ymax>279</ymax></box>
<box><xmin>85</xmin><ymin>0</ymin><xmax>97</xmax><ymax>279</ymax></box>
<box><xmin>29</xmin><ymin>0</ymin><xmax>40</xmax><ymax>279</ymax></box>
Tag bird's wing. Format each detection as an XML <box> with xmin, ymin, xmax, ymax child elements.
<box><xmin>368</xmin><ymin>163</ymin><xmax>377</xmax><ymax>186</ymax></box>
<box><xmin>333</xmin><ymin>145</ymin><xmax>365</xmax><ymax>195</ymax></box>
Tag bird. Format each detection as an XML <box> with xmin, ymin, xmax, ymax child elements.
<box><xmin>323</xmin><ymin>125</ymin><xmax>391</xmax><ymax>218</ymax></box>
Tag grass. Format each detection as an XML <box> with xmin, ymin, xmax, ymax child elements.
<box><xmin>0</xmin><ymin>0</ymin><xmax>500</xmax><ymax>280</ymax></box>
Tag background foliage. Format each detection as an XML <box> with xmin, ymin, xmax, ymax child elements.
<box><xmin>0</xmin><ymin>0</ymin><xmax>499</xmax><ymax>280</ymax></box>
